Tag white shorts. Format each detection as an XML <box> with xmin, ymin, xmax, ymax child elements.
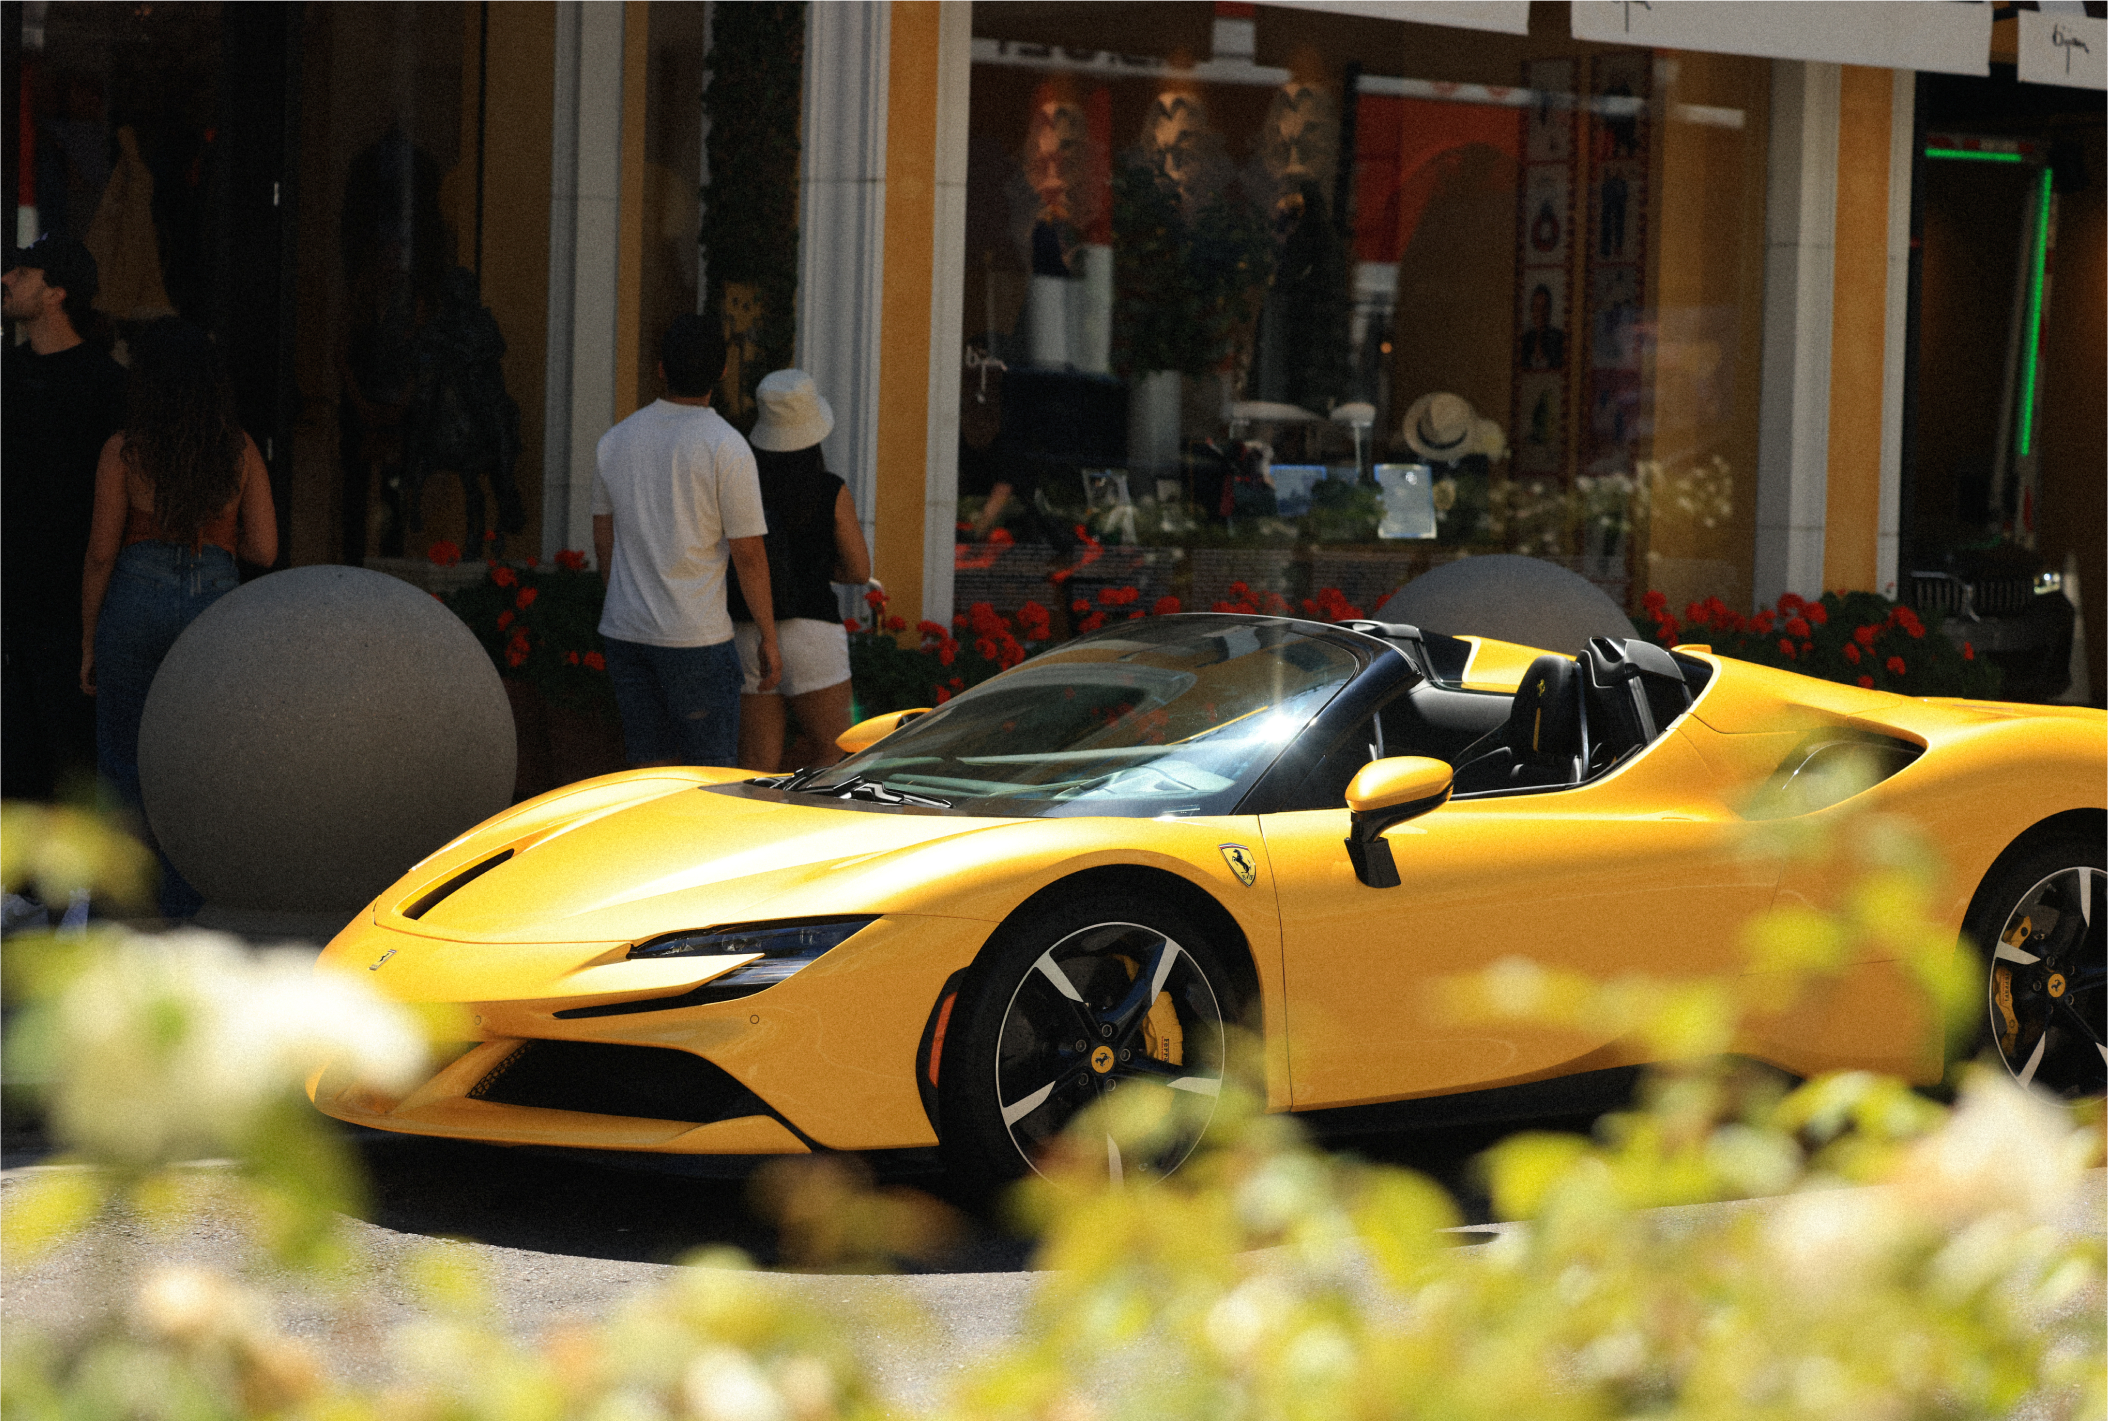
<box><xmin>735</xmin><ymin>617</ymin><xmax>851</xmax><ymax>698</ymax></box>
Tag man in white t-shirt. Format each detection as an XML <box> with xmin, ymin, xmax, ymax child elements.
<box><xmin>592</xmin><ymin>315</ymin><xmax>781</xmax><ymax>767</ymax></box>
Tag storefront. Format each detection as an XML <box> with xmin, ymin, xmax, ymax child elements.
<box><xmin>6</xmin><ymin>1</ymin><xmax>2100</xmax><ymax>700</ymax></box>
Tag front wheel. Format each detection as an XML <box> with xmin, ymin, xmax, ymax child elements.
<box><xmin>1963</xmin><ymin>835</ymin><xmax>2106</xmax><ymax>1098</ymax></box>
<box><xmin>939</xmin><ymin>892</ymin><xmax>1231</xmax><ymax>1187</ymax></box>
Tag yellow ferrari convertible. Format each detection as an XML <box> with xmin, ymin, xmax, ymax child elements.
<box><xmin>312</xmin><ymin>615</ymin><xmax>2106</xmax><ymax>1181</ymax></box>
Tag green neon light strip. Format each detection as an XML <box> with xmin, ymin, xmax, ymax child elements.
<box><xmin>2017</xmin><ymin>168</ymin><xmax>2052</xmax><ymax>460</ymax></box>
<box><xmin>1924</xmin><ymin>146</ymin><xmax>2026</xmax><ymax>162</ymax></box>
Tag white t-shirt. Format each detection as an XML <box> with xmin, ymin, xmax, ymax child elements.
<box><xmin>592</xmin><ymin>400</ymin><xmax>768</xmax><ymax>647</ymax></box>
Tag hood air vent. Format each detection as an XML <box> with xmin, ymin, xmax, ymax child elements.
<box><xmin>402</xmin><ymin>849</ymin><xmax>514</xmax><ymax>920</ymax></box>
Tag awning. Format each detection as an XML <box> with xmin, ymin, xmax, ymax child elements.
<box><xmin>1257</xmin><ymin>1</ymin><xmax>1532</xmax><ymax>37</ymax></box>
<box><xmin>2017</xmin><ymin>9</ymin><xmax>2106</xmax><ymax>89</ymax></box>
<box><xmin>1569</xmin><ymin>1</ymin><xmax>1992</xmax><ymax>77</ymax></box>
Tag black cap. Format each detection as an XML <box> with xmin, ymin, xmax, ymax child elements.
<box><xmin>6</xmin><ymin>235</ymin><xmax>99</xmax><ymax>306</ymax></box>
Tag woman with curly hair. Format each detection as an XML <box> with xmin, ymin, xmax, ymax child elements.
<box><xmin>81</xmin><ymin>318</ymin><xmax>276</xmax><ymax>916</ymax></box>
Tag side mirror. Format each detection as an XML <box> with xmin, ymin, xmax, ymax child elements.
<box><xmin>1343</xmin><ymin>756</ymin><xmax>1452</xmax><ymax>889</ymax></box>
<box><xmin>835</xmin><ymin>707</ymin><xmax>930</xmax><ymax>756</ymax></box>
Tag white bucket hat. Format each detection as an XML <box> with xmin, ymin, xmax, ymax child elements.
<box><xmin>1400</xmin><ymin>391</ymin><xmax>1505</xmax><ymax>463</ymax></box>
<box><xmin>749</xmin><ymin>368</ymin><xmax>835</xmax><ymax>452</ymax></box>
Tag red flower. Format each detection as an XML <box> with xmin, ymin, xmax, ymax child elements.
<box><xmin>885</xmin><ymin>615</ymin><xmax>907</xmax><ymax>632</ymax></box>
<box><xmin>1228</xmin><ymin>580</ymin><xmax>1251</xmax><ymax>600</ymax></box>
<box><xmin>1077</xmin><ymin>611</ymin><xmax>1106</xmax><ymax>633</ymax></box>
<box><xmin>937</xmin><ymin>642</ymin><xmax>956</xmax><ymax>666</ymax></box>
<box><xmin>1753</xmin><ymin>610</ymin><xmax>1776</xmax><ymax>633</ymax></box>
<box><xmin>525</xmin><ymin>556</ymin><xmax>539</xmax><ymax>568</ymax></box>
<box><xmin>1154</xmin><ymin>595</ymin><xmax>1181</xmax><ymax>616</ymax></box>
<box><xmin>1893</xmin><ymin>605</ymin><xmax>1925</xmax><ymax>638</ymax></box>
<box><xmin>515</xmin><ymin>587</ymin><xmax>538</xmax><ymax>611</ymax></box>
<box><xmin>1685</xmin><ymin>601</ymin><xmax>1706</xmax><ymax>626</ymax></box>
<box><xmin>555</xmin><ymin>549</ymin><xmax>587</xmax><ymax>572</ymax></box>
<box><xmin>1963</xmin><ymin>641</ymin><xmax>1975</xmax><ymax>661</ymax></box>
<box><xmin>1784</xmin><ymin>616</ymin><xmax>1810</xmax><ymax>640</ymax></box>
<box><xmin>987</xmin><ymin>528</ymin><xmax>1014</xmax><ymax>547</ymax></box>
<box><xmin>564</xmin><ymin>650</ymin><xmax>580</xmax><ymax>665</ymax></box>
<box><xmin>583</xmin><ymin>651</ymin><xmax>606</xmax><ymax>672</ymax></box>
<box><xmin>427</xmin><ymin>540</ymin><xmax>462</xmax><ymax>567</ymax></box>
<box><xmin>1072</xmin><ymin>599</ymin><xmax>1091</xmax><ymax>616</ymax></box>
<box><xmin>1886</xmin><ymin>655</ymin><xmax>1906</xmax><ymax>676</ymax></box>
<box><xmin>950</xmin><ymin>676</ymin><xmax>965</xmax><ymax>690</ymax></box>
<box><xmin>1778</xmin><ymin>592</ymin><xmax>1805</xmax><ymax>614</ymax></box>
<box><xmin>1843</xmin><ymin>642</ymin><xmax>1860</xmax><ymax>665</ymax></box>
<box><xmin>497</xmin><ymin>611</ymin><xmax>515</xmax><ymax>631</ymax></box>
<box><xmin>1858</xmin><ymin>675</ymin><xmax>1875</xmax><ymax>688</ymax></box>
<box><xmin>1778</xmin><ymin>639</ymin><xmax>1796</xmax><ymax>658</ymax></box>
<box><xmin>1806</xmin><ymin>601</ymin><xmax>1828</xmax><ymax>626</ymax></box>
<box><xmin>1656</xmin><ymin>617</ymin><xmax>1679</xmax><ymax>646</ymax></box>
<box><xmin>843</xmin><ymin>618</ymin><xmax>861</xmax><ymax>633</ymax></box>
<box><xmin>1854</xmin><ymin>624</ymin><xmax>1878</xmax><ymax>647</ymax></box>
<box><xmin>917</xmin><ymin>620</ymin><xmax>948</xmax><ymax>640</ymax></box>
<box><xmin>975</xmin><ymin>637</ymin><xmax>998</xmax><ymax>660</ymax></box>
<box><xmin>936</xmin><ymin>687</ymin><xmax>952</xmax><ymax>704</ymax></box>
<box><xmin>865</xmin><ymin>588</ymin><xmax>887</xmax><ymax>608</ymax></box>
<box><xmin>1642</xmin><ymin>589</ymin><xmax>1668</xmax><ymax>612</ymax></box>
<box><xmin>491</xmin><ymin>566</ymin><xmax>518</xmax><ymax>588</ymax></box>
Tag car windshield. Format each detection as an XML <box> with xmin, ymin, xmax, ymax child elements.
<box><xmin>797</xmin><ymin>617</ymin><xmax>1366</xmax><ymax>817</ymax></box>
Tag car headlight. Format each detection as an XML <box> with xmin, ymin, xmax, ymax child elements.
<box><xmin>625</xmin><ymin>916</ymin><xmax>877</xmax><ymax>993</ymax></box>
<box><xmin>2035</xmin><ymin>570</ymin><xmax>2063</xmax><ymax>596</ymax></box>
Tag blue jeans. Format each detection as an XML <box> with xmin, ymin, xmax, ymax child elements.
<box><xmin>602</xmin><ymin>636</ymin><xmax>743</xmax><ymax>768</ymax></box>
<box><xmin>94</xmin><ymin>541</ymin><xmax>240</xmax><ymax>918</ymax></box>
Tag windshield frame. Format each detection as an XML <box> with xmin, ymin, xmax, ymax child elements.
<box><xmin>788</xmin><ymin>614</ymin><xmax>1387</xmax><ymax>820</ymax></box>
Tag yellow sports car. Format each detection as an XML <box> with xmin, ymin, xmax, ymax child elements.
<box><xmin>312</xmin><ymin>615</ymin><xmax>2106</xmax><ymax>1182</ymax></box>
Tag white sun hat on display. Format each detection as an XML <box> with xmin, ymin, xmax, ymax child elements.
<box><xmin>749</xmin><ymin>368</ymin><xmax>835</xmax><ymax>452</ymax></box>
<box><xmin>1400</xmin><ymin>391</ymin><xmax>1505</xmax><ymax>463</ymax></box>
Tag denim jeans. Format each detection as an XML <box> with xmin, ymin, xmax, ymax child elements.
<box><xmin>602</xmin><ymin>636</ymin><xmax>743</xmax><ymax>768</ymax></box>
<box><xmin>94</xmin><ymin>540</ymin><xmax>240</xmax><ymax>917</ymax></box>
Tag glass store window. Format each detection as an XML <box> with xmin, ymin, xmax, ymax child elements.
<box><xmin>954</xmin><ymin>2</ymin><xmax>1770</xmax><ymax>630</ymax></box>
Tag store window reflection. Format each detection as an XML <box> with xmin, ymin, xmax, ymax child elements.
<box><xmin>291</xmin><ymin>1</ymin><xmax>540</xmax><ymax>570</ymax></box>
<box><xmin>956</xmin><ymin>7</ymin><xmax>1769</xmax><ymax>629</ymax></box>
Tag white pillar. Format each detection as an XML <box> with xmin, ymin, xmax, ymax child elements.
<box><xmin>796</xmin><ymin>2</ymin><xmax>891</xmax><ymax>568</ymax></box>
<box><xmin>542</xmin><ymin>1</ymin><xmax>626</xmax><ymax>561</ymax></box>
<box><xmin>921</xmin><ymin>2</ymin><xmax>973</xmax><ymax>629</ymax></box>
<box><xmin>1753</xmin><ymin>60</ymin><xmax>1840</xmax><ymax>609</ymax></box>
<box><xmin>1875</xmin><ymin>68</ymin><xmax>1914</xmax><ymax>599</ymax></box>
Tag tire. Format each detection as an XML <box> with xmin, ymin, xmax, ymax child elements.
<box><xmin>1962</xmin><ymin>833</ymin><xmax>2106</xmax><ymax>1099</ymax></box>
<box><xmin>938</xmin><ymin>890</ymin><xmax>1231</xmax><ymax>1188</ymax></box>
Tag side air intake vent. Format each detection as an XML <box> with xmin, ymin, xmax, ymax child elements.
<box><xmin>469</xmin><ymin>1041</ymin><xmax>768</xmax><ymax>1124</ymax></box>
<box><xmin>402</xmin><ymin>850</ymin><xmax>514</xmax><ymax>920</ymax></box>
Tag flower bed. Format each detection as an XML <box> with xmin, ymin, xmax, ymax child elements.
<box><xmin>1635</xmin><ymin>588</ymin><xmax>2004</xmax><ymax>699</ymax></box>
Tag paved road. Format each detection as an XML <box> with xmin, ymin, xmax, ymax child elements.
<box><xmin>0</xmin><ymin>1115</ymin><xmax>1557</xmax><ymax>1406</ymax></box>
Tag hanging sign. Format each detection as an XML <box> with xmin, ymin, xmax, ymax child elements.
<box><xmin>1260</xmin><ymin>2</ymin><xmax>1531</xmax><ymax>36</ymax></box>
<box><xmin>1570</xmin><ymin>2</ymin><xmax>1991</xmax><ymax>77</ymax></box>
<box><xmin>2018</xmin><ymin>11</ymin><xmax>2106</xmax><ymax>90</ymax></box>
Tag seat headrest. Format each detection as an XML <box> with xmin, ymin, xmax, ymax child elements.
<box><xmin>1502</xmin><ymin>654</ymin><xmax>1582</xmax><ymax>764</ymax></box>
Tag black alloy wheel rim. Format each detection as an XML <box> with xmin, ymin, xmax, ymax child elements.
<box><xmin>994</xmin><ymin>922</ymin><xmax>1226</xmax><ymax>1180</ymax></box>
<box><xmin>1987</xmin><ymin>866</ymin><xmax>2107</xmax><ymax>1098</ymax></box>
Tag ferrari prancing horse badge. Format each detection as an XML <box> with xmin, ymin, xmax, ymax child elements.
<box><xmin>1219</xmin><ymin>843</ymin><xmax>1258</xmax><ymax>887</ymax></box>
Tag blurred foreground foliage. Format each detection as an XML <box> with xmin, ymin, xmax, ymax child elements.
<box><xmin>1</xmin><ymin>803</ymin><xmax>2101</xmax><ymax>1420</ymax></box>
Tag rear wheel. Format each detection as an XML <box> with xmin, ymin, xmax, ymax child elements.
<box><xmin>939</xmin><ymin>892</ymin><xmax>1230</xmax><ymax>1187</ymax></box>
<box><xmin>1964</xmin><ymin>836</ymin><xmax>2106</xmax><ymax>1099</ymax></box>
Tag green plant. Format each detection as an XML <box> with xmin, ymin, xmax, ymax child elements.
<box><xmin>438</xmin><ymin>548</ymin><xmax>615</xmax><ymax>713</ymax></box>
<box><xmin>701</xmin><ymin>2</ymin><xmax>805</xmax><ymax>427</ymax></box>
<box><xmin>1636</xmin><ymin>589</ymin><xmax>2005</xmax><ymax>699</ymax></box>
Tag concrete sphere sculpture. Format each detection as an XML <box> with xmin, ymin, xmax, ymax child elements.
<box><xmin>138</xmin><ymin>566</ymin><xmax>515</xmax><ymax>915</ymax></box>
<box><xmin>1377</xmin><ymin>554</ymin><xmax>1635</xmax><ymax>655</ymax></box>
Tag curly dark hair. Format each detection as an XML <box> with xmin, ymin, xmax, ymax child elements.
<box><xmin>122</xmin><ymin>319</ymin><xmax>245</xmax><ymax>546</ymax></box>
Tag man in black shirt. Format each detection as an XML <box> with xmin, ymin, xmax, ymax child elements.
<box><xmin>3</xmin><ymin>236</ymin><xmax>126</xmax><ymax>802</ymax></box>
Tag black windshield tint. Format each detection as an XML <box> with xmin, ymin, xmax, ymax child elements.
<box><xmin>803</xmin><ymin>617</ymin><xmax>1365</xmax><ymax>817</ymax></box>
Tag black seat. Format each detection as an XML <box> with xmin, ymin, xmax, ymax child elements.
<box><xmin>1452</xmin><ymin>654</ymin><xmax>1588</xmax><ymax>793</ymax></box>
<box><xmin>1580</xmin><ymin>637</ymin><xmax>1693</xmax><ymax>773</ymax></box>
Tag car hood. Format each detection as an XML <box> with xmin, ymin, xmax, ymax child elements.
<box><xmin>379</xmin><ymin>782</ymin><xmax>1004</xmax><ymax>945</ymax></box>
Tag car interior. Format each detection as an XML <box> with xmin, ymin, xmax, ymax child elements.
<box><xmin>1294</xmin><ymin>624</ymin><xmax>1714</xmax><ymax>808</ymax></box>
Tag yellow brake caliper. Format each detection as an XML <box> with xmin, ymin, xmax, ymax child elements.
<box><xmin>1993</xmin><ymin>915</ymin><xmax>2030</xmax><ymax>1055</ymax></box>
<box><xmin>1115</xmin><ymin>954</ymin><xmax>1185</xmax><ymax>1067</ymax></box>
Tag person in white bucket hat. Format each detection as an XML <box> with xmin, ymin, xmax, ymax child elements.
<box><xmin>731</xmin><ymin>369</ymin><xmax>873</xmax><ymax>773</ymax></box>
